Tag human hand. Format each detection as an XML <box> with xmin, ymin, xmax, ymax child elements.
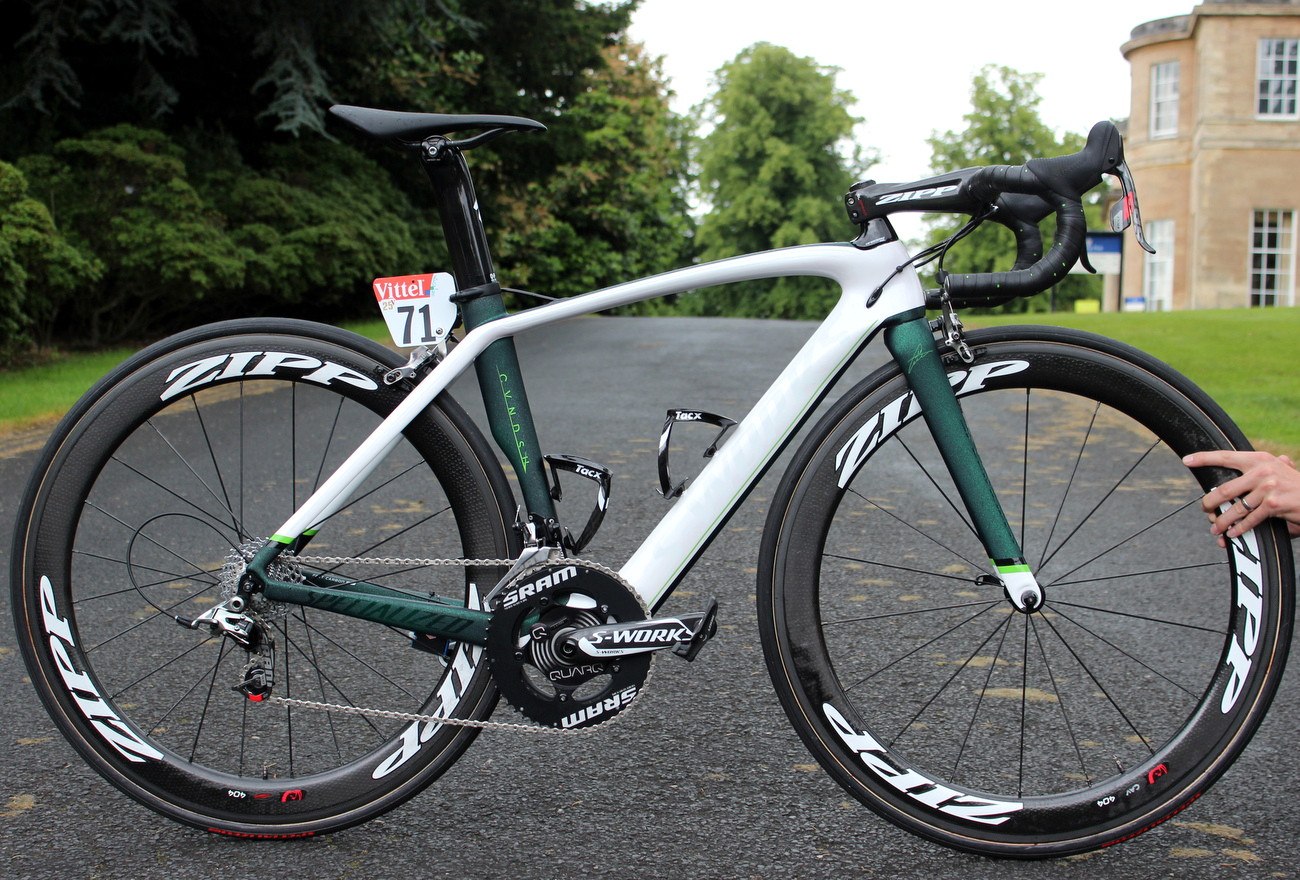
<box><xmin>1183</xmin><ymin>449</ymin><xmax>1300</xmax><ymax>547</ymax></box>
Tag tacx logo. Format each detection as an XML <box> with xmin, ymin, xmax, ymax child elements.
<box><xmin>162</xmin><ymin>351</ymin><xmax>378</xmax><ymax>400</ymax></box>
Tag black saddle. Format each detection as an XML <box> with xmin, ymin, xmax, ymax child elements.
<box><xmin>330</xmin><ymin>104</ymin><xmax>547</xmax><ymax>152</ymax></box>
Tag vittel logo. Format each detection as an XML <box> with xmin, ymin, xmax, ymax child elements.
<box><xmin>162</xmin><ymin>351</ymin><xmax>378</xmax><ymax>401</ymax></box>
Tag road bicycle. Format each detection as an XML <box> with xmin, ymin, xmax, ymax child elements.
<box><xmin>10</xmin><ymin>105</ymin><xmax>1293</xmax><ymax>859</ymax></box>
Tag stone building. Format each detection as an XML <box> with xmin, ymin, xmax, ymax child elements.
<box><xmin>1121</xmin><ymin>0</ymin><xmax>1300</xmax><ymax>309</ymax></box>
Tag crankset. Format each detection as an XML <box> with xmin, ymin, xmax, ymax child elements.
<box><xmin>485</xmin><ymin>561</ymin><xmax>718</xmax><ymax>729</ymax></box>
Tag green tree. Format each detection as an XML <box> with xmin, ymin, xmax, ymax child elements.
<box><xmin>0</xmin><ymin>160</ymin><xmax>100</xmax><ymax>361</ymax></box>
<box><xmin>0</xmin><ymin>0</ymin><xmax>693</xmax><ymax>350</ymax></box>
<box><xmin>18</xmin><ymin>126</ymin><xmax>246</xmax><ymax>345</ymax></box>
<box><xmin>924</xmin><ymin>65</ymin><xmax>1105</xmax><ymax>312</ymax></box>
<box><xmin>0</xmin><ymin>0</ymin><xmax>479</xmax><ymax>143</ymax></box>
<box><xmin>687</xmin><ymin>43</ymin><xmax>871</xmax><ymax>319</ymax></box>
<box><xmin>490</xmin><ymin>38</ymin><xmax>692</xmax><ymax>304</ymax></box>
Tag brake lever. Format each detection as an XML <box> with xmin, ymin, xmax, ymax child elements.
<box><xmin>1108</xmin><ymin>160</ymin><xmax>1156</xmax><ymax>254</ymax></box>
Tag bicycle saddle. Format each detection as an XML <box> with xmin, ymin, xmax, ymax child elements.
<box><xmin>330</xmin><ymin>104</ymin><xmax>547</xmax><ymax>151</ymax></box>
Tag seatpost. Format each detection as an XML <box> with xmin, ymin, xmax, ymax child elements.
<box><xmin>420</xmin><ymin>139</ymin><xmax>557</xmax><ymax>523</ymax></box>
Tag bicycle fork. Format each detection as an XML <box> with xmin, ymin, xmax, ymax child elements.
<box><xmin>882</xmin><ymin>313</ymin><xmax>1042</xmax><ymax>612</ymax></box>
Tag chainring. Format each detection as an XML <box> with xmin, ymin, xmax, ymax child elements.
<box><xmin>485</xmin><ymin>561</ymin><xmax>652</xmax><ymax>730</ymax></box>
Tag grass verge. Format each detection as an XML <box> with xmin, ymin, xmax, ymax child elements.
<box><xmin>2</xmin><ymin>310</ymin><xmax>1295</xmax><ymax>457</ymax></box>
<box><xmin>966</xmin><ymin>309</ymin><xmax>1300</xmax><ymax>458</ymax></box>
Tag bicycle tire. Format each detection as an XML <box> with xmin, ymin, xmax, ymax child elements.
<box><xmin>11</xmin><ymin>318</ymin><xmax>518</xmax><ymax>837</ymax></box>
<box><xmin>757</xmin><ymin>325</ymin><xmax>1293</xmax><ymax>857</ymax></box>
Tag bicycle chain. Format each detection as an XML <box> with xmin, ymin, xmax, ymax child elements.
<box><xmin>269</xmin><ymin>553</ymin><xmax>653</xmax><ymax>735</ymax></box>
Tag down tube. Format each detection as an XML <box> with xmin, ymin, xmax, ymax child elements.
<box><xmin>621</xmin><ymin>271</ymin><xmax>928</xmax><ymax>612</ymax></box>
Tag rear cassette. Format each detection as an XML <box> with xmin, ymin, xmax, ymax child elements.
<box><xmin>486</xmin><ymin>561</ymin><xmax>651</xmax><ymax>730</ymax></box>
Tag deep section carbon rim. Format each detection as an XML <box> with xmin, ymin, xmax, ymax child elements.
<box><xmin>760</xmin><ymin>328</ymin><xmax>1291</xmax><ymax>856</ymax></box>
<box><xmin>14</xmin><ymin>324</ymin><xmax>513</xmax><ymax>835</ymax></box>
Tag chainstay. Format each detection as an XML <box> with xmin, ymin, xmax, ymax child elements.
<box><xmin>295</xmin><ymin>555</ymin><xmax>517</xmax><ymax>567</ymax></box>
<box><xmin>270</xmin><ymin>555</ymin><xmax>654</xmax><ymax>735</ymax></box>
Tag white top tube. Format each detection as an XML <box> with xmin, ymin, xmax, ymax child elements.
<box><xmin>271</xmin><ymin>239</ymin><xmax>927</xmax><ymax>611</ymax></box>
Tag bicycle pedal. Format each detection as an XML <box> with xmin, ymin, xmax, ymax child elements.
<box><xmin>672</xmin><ymin>598</ymin><xmax>718</xmax><ymax>662</ymax></box>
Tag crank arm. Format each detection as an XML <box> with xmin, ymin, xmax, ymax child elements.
<box><xmin>564</xmin><ymin>600</ymin><xmax>718</xmax><ymax>660</ymax></box>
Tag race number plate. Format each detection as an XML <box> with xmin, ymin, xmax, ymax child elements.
<box><xmin>373</xmin><ymin>272</ymin><xmax>457</xmax><ymax>348</ymax></box>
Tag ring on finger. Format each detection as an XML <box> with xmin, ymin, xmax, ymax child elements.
<box><xmin>1241</xmin><ymin>498</ymin><xmax>1255</xmax><ymax>512</ymax></box>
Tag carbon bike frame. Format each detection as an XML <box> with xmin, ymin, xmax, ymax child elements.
<box><xmin>250</xmin><ymin>236</ymin><xmax>1034</xmax><ymax>634</ymax></box>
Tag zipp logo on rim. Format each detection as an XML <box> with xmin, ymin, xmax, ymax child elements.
<box><xmin>162</xmin><ymin>351</ymin><xmax>379</xmax><ymax>401</ymax></box>
<box><xmin>39</xmin><ymin>576</ymin><xmax>164</xmax><ymax>763</ymax></box>
<box><xmin>1221</xmin><ymin>525</ymin><xmax>1265</xmax><ymax>713</ymax></box>
<box><xmin>834</xmin><ymin>360</ymin><xmax>1030</xmax><ymax>488</ymax></box>
<box><xmin>823</xmin><ymin>703</ymin><xmax>1022</xmax><ymax>825</ymax></box>
<box><xmin>374</xmin><ymin>586</ymin><xmax>485</xmax><ymax>779</ymax></box>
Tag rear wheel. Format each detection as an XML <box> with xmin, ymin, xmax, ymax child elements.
<box><xmin>12</xmin><ymin>319</ymin><xmax>517</xmax><ymax>836</ymax></box>
<box><xmin>758</xmin><ymin>326</ymin><xmax>1293</xmax><ymax>857</ymax></box>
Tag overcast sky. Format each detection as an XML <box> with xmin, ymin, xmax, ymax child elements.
<box><xmin>628</xmin><ymin>0</ymin><xmax>1196</xmax><ymax>185</ymax></box>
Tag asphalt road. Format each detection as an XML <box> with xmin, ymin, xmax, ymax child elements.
<box><xmin>1</xmin><ymin>316</ymin><xmax>1296</xmax><ymax>879</ymax></box>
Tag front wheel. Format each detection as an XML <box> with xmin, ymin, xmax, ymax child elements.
<box><xmin>11</xmin><ymin>319</ymin><xmax>517</xmax><ymax>837</ymax></box>
<box><xmin>758</xmin><ymin>326</ymin><xmax>1292</xmax><ymax>857</ymax></box>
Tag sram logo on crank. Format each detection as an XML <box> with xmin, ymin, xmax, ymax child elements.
<box><xmin>486</xmin><ymin>561</ymin><xmax>652</xmax><ymax>730</ymax></box>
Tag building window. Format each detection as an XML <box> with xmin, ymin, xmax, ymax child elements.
<box><xmin>1142</xmin><ymin>220</ymin><xmax>1175</xmax><ymax>311</ymax></box>
<box><xmin>1257</xmin><ymin>38</ymin><xmax>1299</xmax><ymax>117</ymax></box>
<box><xmin>1150</xmin><ymin>61</ymin><xmax>1179</xmax><ymax>138</ymax></box>
<box><xmin>1250</xmin><ymin>210</ymin><xmax>1295</xmax><ymax>307</ymax></box>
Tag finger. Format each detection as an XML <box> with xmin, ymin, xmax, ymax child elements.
<box><xmin>1221</xmin><ymin>497</ymin><xmax>1267</xmax><ymax>538</ymax></box>
<box><xmin>1202</xmin><ymin>477</ymin><xmax>1250</xmax><ymax>514</ymax></box>
<box><xmin>1184</xmin><ymin>450</ymin><xmax>1254</xmax><ymax>471</ymax></box>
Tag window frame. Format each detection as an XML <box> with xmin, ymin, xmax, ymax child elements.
<box><xmin>1257</xmin><ymin>38</ymin><xmax>1300</xmax><ymax>120</ymax></box>
<box><xmin>1249</xmin><ymin>209</ymin><xmax>1296</xmax><ymax>308</ymax></box>
<box><xmin>1150</xmin><ymin>60</ymin><xmax>1180</xmax><ymax>139</ymax></box>
<box><xmin>1142</xmin><ymin>219</ymin><xmax>1175</xmax><ymax>311</ymax></box>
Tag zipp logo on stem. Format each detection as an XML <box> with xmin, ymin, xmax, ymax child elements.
<box><xmin>876</xmin><ymin>184</ymin><xmax>960</xmax><ymax>205</ymax></box>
